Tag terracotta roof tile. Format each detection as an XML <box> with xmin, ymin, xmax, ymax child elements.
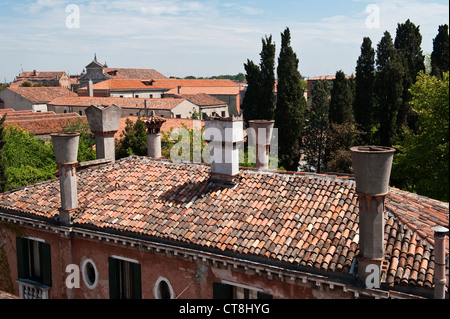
<box><xmin>0</xmin><ymin>157</ymin><xmax>448</xmax><ymax>291</ymax></box>
<box><xmin>6</xmin><ymin>86</ymin><xmax>77</xmax><ymax>103</ymax></box>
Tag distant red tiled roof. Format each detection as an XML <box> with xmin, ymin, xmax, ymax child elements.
<box><xmin>103</xmin><ymin>68</ymin><xmax>167</xmax><ymax>80</ymax></box>
<box><xmin>179</xmin><ymin>93</ymin><xmax>227</xmax><ymax>107</ymax></box>
<box><xmin>16</xmin><ymin>71</ymin><xmax>67</xmax><ymax>80</ymax></box>
<box><xmin>79</xmin><ymin>79</ymin><xmax>174</xmax><ymax>91</ymax></box>
<box><xmin>48</xmin><ymin>96</ymin><xmax>186</xmax><ymax>110</ymax></box>
<box><xmin>2</xmin><ymin>109</ymin><xmax>86</xmax><ymax>135</ymax></box>
<box><xmin>6</xmin><ymin>86</ymin><xmax>77</xmax><ymax>103</ymax></box>
<box><xmin>0</xmin><ymin>156</ymin><xmax>447</xmax><ymax>290</ymax></box>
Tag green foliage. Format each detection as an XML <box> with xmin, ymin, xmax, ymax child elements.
<box><xmin>2</xmin><ymin>125</ymin><xmax>56</xmax><ymax>191</ymax></box>
<box><xmin>374</xmin><ymin>31</ymin><xmax>404</xmax><ymax>146</ymax></box>
<box><xmin>431</xmin><ymin>24</ymin><xmax>449</xmax><ymax>78</ymax></box>
<box><xmin>242</xmin><ymin>59</ymin><xmax>262</xmax><ymax>123</ymax></box>
<box><xmin>392</xmin><ymin>72</ymin><xmax>449</xmax><ymax>202</ymax></box>
<box><xmin>354</xmin><ymin>37</ymin><xmax>376</xmax><ymax>143</ymax></box>
<box><xmin>0</xmin><ymin>115</ymin><xmax>8</xmax><ymax>192</ymax></box>
<box><xmin>275</xmin><ymin>27</ymin><xmax>307</xmax><ymax>172</ymax></box>
<box><xmin>116</xmin><ymin>118</ymin><xmax>148</xmax><ymax>159</ymax></box>
<box><xmin>394</xmin><ymin>19</ymin><xmax>425</xmax><ymax>130</ymax></box>
<box><xmin>301</xmin><ymin>80</ymin><xmax>330</xmax><ymax>173</ymax></box>
<box><xmin>258</xmin><ymin>35</ymin><xmax>276</xmax><ymax>120</ymax></box>
<box><xmin>161</xmin><ymin>123</ymin><xmax>206</xmax><ymax>163</ymax></box>
<box><xmin>242</xmin><ymin>35</ymin><xmax>276</xmax><ymax>122</ymax></box>
<box><xmin>329</xmin><ymin>70</ymin><xmax>354</xmax><ymax>125</ymax></box>
<box><xmin>60</xmin><ymin>118</ymin><xmax>96</xmax><ymax>162</ymax></box>
<box><xmin>183</xmin><ymin>74</ymin><xmax>245</xmax><ymax>81</ymax></box>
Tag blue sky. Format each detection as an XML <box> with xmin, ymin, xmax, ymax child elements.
<box><xmin>0</xmin><ymin>0</ymin><xmax>449</xmax><ymax>82</ymax></box>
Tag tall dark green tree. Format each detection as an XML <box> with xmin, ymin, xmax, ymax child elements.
<box><xmin>274</xmin><ymin>27</ymin><xmax>307</xmax><ymax>171</ymax></box>
<box><xmin>258</xmin><ymin>35</ymin><xmax>276</xmax><ymax>120</ymax></box>
<box><xmin>375</xmin><ymin>31</ymin><xmax>404</xmax><ymax>146</ymax></box>
<box><xmin>431</xmin><ymin>24</ymin><xmax>449</xmax><ymax>78</ymax></box>
<box><xmin>301</xmin><ymin>80</ymin><xmax>331</xmax><ymax>173</ymax></box>
<box><xmin>0</xmin><ymin>114</ymin><xmax>8</xmax><ymax>192</ymax></box>
<box><xmin>242</xmin><ymin>59</ymin><xmax>262</xmax><ymax>123</ymax></box>
<box><xmin>353</xmin><ymin>37</ymin><xmax>376</xmax><ymax>142</ymax></box>
<box><xmin>394</xmin><ymin>19</ymin><xmax>425</xmax><ymax>130</ymax></box>
<box><xmin>329</xmin><ymin>70</ymin><xmax>354</xmax><ymax>125</ymax></box>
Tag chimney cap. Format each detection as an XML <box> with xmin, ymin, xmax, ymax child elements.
<box><xmin>432</xmin><ymin>225</ymin><xmax>449</xmax><ymax>235</ymax></box>
<box><xmin>350</xmin><ymin>146</ymin><xmax>396</xmax><ymax>154</ymax></box>
<box><xmin>142</xmin><ymin>112</ymin><xmax>166</xmax><ymax>134</ymax></box>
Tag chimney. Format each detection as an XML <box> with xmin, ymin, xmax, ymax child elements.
<box><xmin>350</xmin><ymin>146</ymin><xmax>396</xmax><ymax>284</ymax></box>
<box><xmin>51</xmin><ymin>133</ymin><xmax>80</xmax><ymax>225</ymax></box>
<box><xmin>85</xmin><ymin>104</ymin><xmax>122</xmax><ymax>163</ymax></box>
<box><xmin>88</xmin><ymin>79</ymin><xmax>94</xmax><ymax>97</ymax></box>
<box><xmin>248</xmin><ymin>120</ymin><xmax>275</xmax><ymax>170</ymax></box>
<box><xmin>205</xmin><ymin>114</ymin><xmax>243</xmax><ymax>185</ymax></box>
<box><xmin>177</xmin><ymin>86</ymin><xmax>182</xmax><ymax>95</ymax></box>
<box><xmin>432</xmin><ymin>225</ymin><xmax>448</xmax><ymax>299</ymax></box>
<box><xmin>143</xmin><ymin>111</ymin><xmax>166</xmax><ymax>159</ymax></box>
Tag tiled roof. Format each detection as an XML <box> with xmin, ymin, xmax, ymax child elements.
<box><xmin>48</xmin><ymin>96</ymin><xmax>185</xmax><ymax>110</ymax></box>
<box><xmin>2</xmin><ymin>109</ymin><xmax>86</xmax><ymax>135</ymax></box>
<box><xmin>79</xmin><ymin>79</ymin><xmax>175</xmax><ymax>91</ymax></box>
<box><xmin>0</xmin><ymin>156</ymin><xmax>447</xmax><ymax>290</ymax></box>
<box><xmin>6</xmin><ymin>86</ymin><xmax>77</xmax><ymax>103</ymax></box>
<box><xmin>103</xmin><ymin>68</ymin><xmax>168</xmax><ymax>80</ymax></box>
<box><xmin>15</xmin><ymin>71</ymin><xmax>67</xmax><ymax>81</ymax></box>
<box><xmin>178</xmin><ymin>93</ymin><xmax>228</xmax><ymax>107</ymax></box>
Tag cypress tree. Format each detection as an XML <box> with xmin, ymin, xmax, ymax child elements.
<box><xmin>329</xmin><ymin>70</ymin><xmax>354</xmax><ymax>125</ymax></box>
<box><xmin>242</xmin><ymin>59</ymin><xmax>262</xmax><ymax>123</ymax></box>
<box><xmin>301</xmin><ymin>80</ymin><xmax>331</xmax><ymax>173</ymax></box>
<box><xmin>0</xmin><ymin>114</ymin><xmax>8</xmax><ymax>192</ymax></box>
<box><xmin>274</xmin><ymin>27</ymin><xmax>307</xmax><ymax>171</ymax></box>
<box><xmin>258</xmin><ymin>35</ymin><xmax>276</xmax><ymax>120</ymax></box>
<box><xmin>394</xmin><ymin>19</ymin><xmax>425</xmax><ymax>130</ymax></box>
<box><xmin>375</xmin><ymin>31</ymin><xmax>404</xmax><ymax>146</ymax></box>
<box><xmin>353</xmin><ymin>37</ymin><xmax>375</xmax><ymax>142</ymax></box>
<box><xmin>431</xmin><ymin>24</ymin><xmax>449</xmax><ymax>78</ymax></box>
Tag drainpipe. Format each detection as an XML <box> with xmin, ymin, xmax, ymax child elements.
<box><xmin>432</xmin><ymin>225</ymin><xmax>448</xmax><ymax>299</ymax></box>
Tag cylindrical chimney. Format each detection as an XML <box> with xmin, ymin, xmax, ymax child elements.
<box><xmin>51</xmin><ymin>133</ymin><xmax>80</xmax><ymax>225</ymax></box>
<box><xmin>88</xmin><ymin>79</ymin><xmax>94</xmax><ymax>97</ymax></box>
<box><xmin>85</xmin><ymin>104</ymin><xmax>122</xmax><ymax>163</ymax></box>
<box><xmin>432</xmin><ymin>225</ymin><xmax>448</xmax><ymax>299</ymax></box>
<box><xmin>143</xmin><ymin>112</ymin><xmax>166</xmax><ymax>159</ymax></box>
<box><xmin>248</xmin><ymin>120</ymin><xmax>274</xmax><ymax>170</ymax></box>
<box><xmin>351</xmin><ymin>146</ymin><xmax>396</xmax><ymax>285</ymax></box>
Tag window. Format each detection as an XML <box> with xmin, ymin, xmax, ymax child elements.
<box><xmin>135</xmin><ymin>95</ymin><xmax>139</xmax><ymax>98</ymax></box>
<box><xmin>176</xmin><ymin>114</ymin><xmax>181</xmax><ymax>119</ymax></box>
<box><xmin>82</xmin><ymin>259</ymin><xmax>98</xmax><ymax>289</ymax></box>
<box><xmin>213</xmin><ymin>282</ymin><xmax>272</xmax><ymax>299</ymax></box>
<box><xmin>16</xmin><ymin>237</ymin><xmax>52</xmax><ymax>286</ymax></box>
<box><xmin>221</xmin><ymin>111</ymin><xmax>226</xmax><ymax>117</ymax></box>
<box><xmin>108</xmin><ymin>257</ymin><xmax>141</xmax><ymax>299</ymax></box>
<box><xmin>79</xmin><ymin>111</ymin><xmax>83</xmax><ymax>116</ymax></box>
<box><xmin>154</xmin><ymin>277</ymin><xmax>174</xmax><ymax>299</ymax></box>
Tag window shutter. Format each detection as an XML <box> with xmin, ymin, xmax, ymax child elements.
<box><xmin>257</xmin><ymin>291</ymin><xmax>273</xmax><ymax>299</ymax></box>
<box><xmin>132</xmin><ymin>262</ymin><xmax>142</xmax><ymax>299</ymax></box>
<box><xmin>16</xmin><ymin>237</ymin><xmax>29</xmax><ymax>279</ymax></box>
<box><xmin>108</xmin><ymin>257</ymin><xmax>120</xmax><ymax>299</ymax></box>
<box><xmin>213</xmin><ymin>282</ymin><xmax>233</xmax><ymax>299</ymax></box>
<box><xmin>41</xmin><ymin>242</ymin><xmax>52</xmax><ymax>287</ymax></box>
